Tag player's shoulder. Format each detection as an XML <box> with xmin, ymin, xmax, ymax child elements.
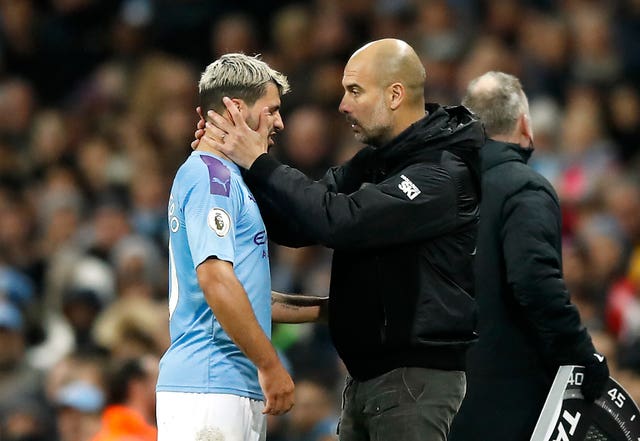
<box><xmin>179</xmin><ymin>152</ymin><xmax>231</xmax><ymax>176</ymax></box>
<box><xmin>176</xmin><ymin>152</ymin><xmax>246</xmax><ymax>198</ymax></box>
<box><xmin>181</xmin><ymin>152</ymin><xmax>236</xmax><ymax>181</ymax></box>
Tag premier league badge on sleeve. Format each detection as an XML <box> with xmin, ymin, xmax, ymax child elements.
<box><xmin>531</xmin><ymin>365</ymin><xmax>640</xmax><ymax>441</ymax></box>
<box><xmin>208</xmin><ymin>208</ymin><xmax>231</xmax><ymax>237</ymax></box>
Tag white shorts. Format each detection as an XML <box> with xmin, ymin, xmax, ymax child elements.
<box><xmin>156</xmin><ymin>392</ymin><xmax>266</xmax><ymax>441</ymax></box>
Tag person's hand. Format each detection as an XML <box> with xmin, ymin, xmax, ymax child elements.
<box><xmin>580</xmin><ymin>352</ymin><xmax>609</xmax><ymax>402</ymax></box>
<box><xmin>190</xmin><ymin>106</ymin><xmax>205</xmax><ymax>150</ymax></box>
<box><xmin>258</xmin><ymin>360</ymin><xmax>295</xmax><ymax>415</ymax></box>
<box><xmin>203</xmin><ymin>96</ymin><xmax>273</xmax><ymax>169</ymax></box>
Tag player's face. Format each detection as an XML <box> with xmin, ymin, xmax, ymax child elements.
<box><xmin>339</xmin><ymin>58</ymin><xmax>393</xmax><ymax>147</ymax></box>
<box><xmin>245</xmin><ymin>82</ymin><xmax>284</xmax><ymax>146</ymax></box>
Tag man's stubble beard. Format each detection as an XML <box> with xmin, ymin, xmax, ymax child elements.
<box><xmin>357</xmin><ymin>95</ymin><xmax>394</xmax><ymax>146</ymax></box>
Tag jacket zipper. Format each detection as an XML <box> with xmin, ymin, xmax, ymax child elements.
<box><xmin>376</xmin><ymin>254</ymin><xmax>388</xmax><ymax>342</ymax></box>
<box><xmin>373</xmin><ymin>167</ymin><xmax>389</xmax><ymax>343</ymax></box>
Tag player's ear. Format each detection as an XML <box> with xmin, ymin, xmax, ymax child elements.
<box><xmin>229</xmin><ymin>98</ymin><xmax>244</xmax><ymax>112</ymax></box>
<box><xmin>224</xmin><ymin>98</ymin><xmax>245</xmax><ymax>121</ymax></box>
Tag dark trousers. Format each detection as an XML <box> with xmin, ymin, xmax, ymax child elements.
<box><xmin>448</xmin><ymin>374</ymin><xmax>550</xmax><ymax>441</ymax></box>
<box><xmin>338</xmin><ymin>367</ymin><xmax>466</xmax><ymax>441</ymax></box>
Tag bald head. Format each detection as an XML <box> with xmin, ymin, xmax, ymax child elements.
<box><xmin>339</xmin><ymin>39</ymin><xmax>428</xmax><ymax>146</ymax></box>
<box><xmin>349</xmin><ymin>39</ymin><xmax>426</xmax><ymax>105</ymax></box>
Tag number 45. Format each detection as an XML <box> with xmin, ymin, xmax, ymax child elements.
<box><xmin>608</xmin><ymin>388</ymin><xmax>626</xmax><ymax>408</ymax></box>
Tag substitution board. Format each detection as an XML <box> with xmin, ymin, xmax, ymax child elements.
<box><xmin>531</xmin><ymin>365</ymin><xmax>640</xmax><ymax>441</ymax></box>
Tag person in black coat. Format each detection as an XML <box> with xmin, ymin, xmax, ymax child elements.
<box><xmin>197</xmin><ymin>39</ymin><xmax>485</xmax><ymax>441</ymax></box>
<box><xmin>448</xmin><ymin>71</ymin><xmax>610</xmax><ymax>441</ymax></box>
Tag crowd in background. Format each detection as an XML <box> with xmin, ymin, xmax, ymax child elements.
<box><xmin>0</xmin><ymin>0</ymin><xmax>639</xmax><ymax>440</ymax></box>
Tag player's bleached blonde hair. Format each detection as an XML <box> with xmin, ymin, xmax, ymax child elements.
<box><xmin>198</xmin><ymin>53</ymin><xmax>290</xmax><ymax>112</ymax></box>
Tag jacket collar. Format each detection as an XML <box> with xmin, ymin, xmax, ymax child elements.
<box><xmin>481</xmin><ymin>139</ymin><xmax>533</xmax><ymax>172</ymax></box>
<box><xmin>376</xmin><ymin>103</ymin><xmax>445</xmax><ymax>162</ymax></box>
<box><xmin>375</xmin><ymin>103</ymin><xmax>484</xmax><ymax>171</ymax></box>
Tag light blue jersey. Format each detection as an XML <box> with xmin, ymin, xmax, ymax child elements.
<box><xmin>157</xmin><ymin>151</ymin><xmax>270</xmax><ymax>400</ymax></box>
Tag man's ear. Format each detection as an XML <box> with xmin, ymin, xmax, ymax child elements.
<box><xmin>388</xmin><ymin>83</ymin><xmax>404</xmax><ymax>110</ymax></box>
<box><xmin>520</xmin><ymin>113</ymin><xmax>534</xmax><ymax>147</ymax></box>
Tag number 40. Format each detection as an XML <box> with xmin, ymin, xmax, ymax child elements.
<box><xmin>608</xmin><ymin>388</ymin><xmax>626</xmax><ymax>408</ymax></box>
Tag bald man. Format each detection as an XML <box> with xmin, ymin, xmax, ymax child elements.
<box><xmin>197</xmin><ymin>39</ymin><xmax>485</xmax><ymax>440</ymax></box>
<box><xmin>448</xmin><ymin>72</ymin><xmax>609</xmax><ymax>441</ymax></box>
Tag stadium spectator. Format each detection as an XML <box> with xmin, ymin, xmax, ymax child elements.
<box><xmin>0</xmin><ymin>301</ymin><xmax>44</xmax><ymax>411</ymax></box>
<box><xmin>91</xmin><ymin>356</ymin><xmax>158</xmax><ymax>441</ymax></box>
<box><xmin>54</xmin><ymin>380</ymin><xmax>105</xmax><ymax>441</ymax></box>
<box><xmin>288</xmin><ymin>378</ymin><xmax>338</xmax><ymax>441</ymax></box>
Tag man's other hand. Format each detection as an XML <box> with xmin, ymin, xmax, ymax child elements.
<box><xmin>581</xmin><ymin>352</ymin><xmax>609</xmax><ymax>402</ymax></box>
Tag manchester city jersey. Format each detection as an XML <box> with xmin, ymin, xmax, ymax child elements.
<box><xmin>157</xmin><ymin>151</ymin><xmax>270</xmax><ymax>400</ymax></box>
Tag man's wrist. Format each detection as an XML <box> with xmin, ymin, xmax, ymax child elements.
<box><xmin>248</xmin><ymin>153</ymin><xmax>282</xmax><ymax>180</ymax></box>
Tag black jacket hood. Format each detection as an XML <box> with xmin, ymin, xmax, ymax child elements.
<box><xmin>374</xmin><ymin>103</ymin><xmax>485</xmax><ymax>195</ymax></box>
<box><xmin>481</xmin><ymin>139</ymin><xmax>533</xmax><ymax>172</ymax></box>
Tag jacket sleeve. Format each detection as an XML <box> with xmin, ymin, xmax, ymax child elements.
<box><xmin>246</xmin><ymin>153</ymin><xmax>461</xmax><ymax>249</ymax></box>
<box><xmin>245</xmin><ymin>177</ymin><xmax>317</xmax><ymax>248</ymax></box>
<box><xmin>500</xmin><ymin>185</ymin><xmax>596</xmax><ymax>365</ymax></box>
<box><xmin>242</xmin><ymin>147</ymin><xmax>376</xmax><ymax>248</ymax></box>
<box><xmin>317</xmin><ymin>146</ymin><xmax>377</xmax><ymax>194</ymax></box>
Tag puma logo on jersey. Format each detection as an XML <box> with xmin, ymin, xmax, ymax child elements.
<box><xmin>398</xmin><ymin>175</ymin><xmax>421</xmax><ymax>200</ymax></box>
<box><xmin>201</xmin><ymin>155</ymin><xmax>231</xmax><ymax>197</ymax></box>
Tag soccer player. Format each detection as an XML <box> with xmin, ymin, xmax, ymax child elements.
<box><xmin>155</xmin><ymin>54</ymin><xmax>295</xmax><ymax>441</ymax></box>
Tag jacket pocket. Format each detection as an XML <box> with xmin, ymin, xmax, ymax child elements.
<box><xmin>411</xmin><ymin>252</ymin><xmax>477</xmax><ymax>343</ymax></box>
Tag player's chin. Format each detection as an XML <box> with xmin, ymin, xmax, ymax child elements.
<box><xmin>268</xmin><ymin>137</ymin><xmax>275</xmax><ymax>146</ymax></box>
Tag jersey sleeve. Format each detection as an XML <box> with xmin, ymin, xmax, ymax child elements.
<box><xmin>183</xmin><ymin>160</ymin><xmax>240</xmax><ymax>268</ymax></box>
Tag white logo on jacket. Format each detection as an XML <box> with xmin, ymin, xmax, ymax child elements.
<box><xmin>398</xmin><ymin>175</ymin><xmax>421</xmax><ymax>200</ymax></box>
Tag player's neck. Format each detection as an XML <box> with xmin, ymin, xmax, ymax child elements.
<box><xmin>195</xmin><ymin>145</ymin><xmax>232</xmax><ymax>163</ymax></box>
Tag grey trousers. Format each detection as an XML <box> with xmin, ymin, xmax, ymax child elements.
<box><xmin>338</xmin><ymin>367</ymin><xmax>466</xmax><ymax>441</ymax></box>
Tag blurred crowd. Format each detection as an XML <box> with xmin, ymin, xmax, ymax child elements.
<box><xmin>0</xmin><ymin>0</ymin><xmax>639</xmax><ymax>440</ymax></box>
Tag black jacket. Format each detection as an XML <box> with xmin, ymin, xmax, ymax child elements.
<box><xmin>245</xmin><ymin>104</ymin><xmax>484</xmax><ymax>380</ymax></box>
<box><xmin>448</xmin><ymin>140</ymin><xmax>598</xmax><ymax>441</ymax></box>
